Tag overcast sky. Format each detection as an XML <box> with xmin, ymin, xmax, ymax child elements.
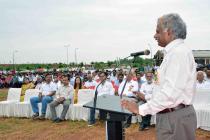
<box><xmin>0</xmin><ymin>0</ymin><xmax>210</xmax><ymax>64</ymax></box>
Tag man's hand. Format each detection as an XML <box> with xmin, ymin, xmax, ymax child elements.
<box><xmin>38</xmin><ymin>92</ymin><xmax>42</xmax><ymax>99</ymax></box>
<box><xmin>56</xmin><ymin>97</ymin><xmax>65</xmax><ymax>103</ymax></box>
<box><xmin>121</xmin><ymin>99</ymin><xmax>139</xmax><ymax>115</ymax></box>
<box><xmin>133</xmin><ymin>91</ymin><xmax>145</xmax><ymax>101</ymax></box>
<box><xmin>48</xmin><ymin>91</ymin><xmax>56</xmax><ymax>97</ymax></box>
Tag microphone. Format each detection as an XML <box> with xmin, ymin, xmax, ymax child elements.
<box><xmin>130</xmin><ymin>49</ymin><xmax>150</xmax><ymax>57</ymax></box>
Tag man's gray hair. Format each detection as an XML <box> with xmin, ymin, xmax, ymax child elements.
<box><xmin>160</xmin><ymin>13</ymin><xmax>187</xmax><ymax>39</ymax></box>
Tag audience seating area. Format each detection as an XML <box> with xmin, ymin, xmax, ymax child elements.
<box><xmin>0</xmin><ymin>88</ymin><xmax>210</xmax><ymax>131</ymax></box>
<box><xmin>0</xmin><ymin>88</ymin><xmax>95</xmax><ymax>121</ymax></box>
<box><xmin>192</xmin><ymin>89</ymin><xmax>210</xmax><ymax>131</ymax></box>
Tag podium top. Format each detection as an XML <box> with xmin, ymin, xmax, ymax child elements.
<box><xmin>83</xmin><ymin>94</ymin><xmax>132</xmax><ymax>116</ymax></box>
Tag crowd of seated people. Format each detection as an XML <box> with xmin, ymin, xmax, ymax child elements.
<box><xmin>1</xmin><ymin>67</ymin><xmax>210</xmax><ymax>128</ymax></box>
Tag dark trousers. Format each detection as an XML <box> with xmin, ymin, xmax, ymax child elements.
<box><xmin>88</xmin><ymin>108</ymin><xmax>95</xmax><ymax>124</ymax></box>
<box><xmin>140</xmin><ymin>114</ymin><xmax>152</xmax><ymax>128</ymax></box>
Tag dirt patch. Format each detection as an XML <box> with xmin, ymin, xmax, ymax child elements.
<box><xmin>0</xmin><ymin>118</ymin><xmax>209</xmax><ymax>140</ymax></box>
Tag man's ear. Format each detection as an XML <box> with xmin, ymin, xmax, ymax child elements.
<box><xmin>167</xmin><ymin>28</ymin><xmax>174</xmax><ymax>39</ymax></box>
<box><xmin>166</xmin><ymin>28</ymin><xmax>172</xmax><ymax>36</ymax></box>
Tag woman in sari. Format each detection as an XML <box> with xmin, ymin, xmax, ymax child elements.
<box><xmin>20</xmin><ymin>77</ymin><xmax>35</xmax><ymax>102</ymax></box>
<box><xmin>73</xmin><ymin>76</ymin><xmax>84</xmax><ymax>104</ymax></box>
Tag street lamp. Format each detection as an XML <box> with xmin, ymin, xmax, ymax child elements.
<box><xmin>64</xmin><ymin>44</ymin><xmax>70</xmax><ymax>65</ymax></box>
<box><xmin>12</xmin><ymin>50</ymin><xmax>18</xmax><ymax>71</ymax></box>
<box><xmin>75</xmin><ymin>48</ymin><xmax>78</xmax><ymax>65</ymax></box>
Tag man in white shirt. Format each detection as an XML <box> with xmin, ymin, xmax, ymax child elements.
<box><xmin>35</xmin><ymin>76</ymin><xmax>43</xmax><ymax>90</ymax></box>
<box><xmin>88</xmin><ymin>71</ymin><xmax>114</xmax><ymax>126</ymax></box>
<box><xmin>136</xmin><ymin>72</ymin><xmax>145</xmax><ymax>91</ymax></box>
<box><xmin>84</xmin><ymin>73</ymin><xmax>97</xmax><ymax>89</ymax></box>
<box><xmin>92</xmin><ymin>71</ymin><xmax>99</xmax><ymax>82</ymax></box>
<box><xmin>118</xmin><ymin>71</ymin><xmax>138</xmax><ymax>128</ymax></box>
<box><xmin>17</xmin><ymin>74</ymin><xmax>24</xmax><ymax>87</ymax></box>
<box><xmin>96</xmin><ymin>72</ymin><xmax>115</xmax><ymax>96</ymax></box>
<box><xmin>135</xmin><ymin>72</ymin><xmax>155</xmax><ymax>131</ymax></box>
<box><xmin>122</xmin><ymin>13</ymin><xmax>197</xmax><ymax>140</ymax></box>
<box><xmin>30</xmin><ymin>73</ymin><xmax>57</xmax><ymax>120</ymax></box>
<box><xmin>114</xmin><ymin>73</ymin><xmax>124</xmax><ymax>95</ymax></box>
<box><xmin>110</xmin><ymin>70</ymin><xmax>117</xmax><ymax>83</ymax></box>
<box><xmin>196</xmin><ymin>71</ymin><xmax>210</xmax><ymax>89</ymax></box>
<box><xmin>49</xmin><ymin>75</ymin><xmax>74</xmax><ymax>123</ymax></box>
<box><xmin>118</xmin><ymin>72</ymin><xmax>138</xmax><ymax>98</ymax></box>
<box><xmin>53</xmin><ymin>75</ymin><xmax>62</xmax><ymax>90</ymax></box>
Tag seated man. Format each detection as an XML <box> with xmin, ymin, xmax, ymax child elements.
<box><xmin>118</xmin><ymin>71</ymin><xmax>138</xmax><ymax>98</ymax></box>
<box><xmin>135</xmin><ymin>72</ymin><xmax>155</xmax><ymax>131</ymax></box>
<box><xmin>49</xmin><ymin>75</ymin><xmax>74</xmax><ymax>123</ymax></box>
<box><xmin>30</xmin><ymin>73</ymin><xmax>57</xmax><ymax>120</ymax></box>
<box><xmin>196</xmin><ymin>71</ymin><xmax>210</xmax><ymax>89</ymax></box>
<box><xmin>88</xmin><ymin>71</ymin><xmax>115</xmax><ymax>126</ymax></box>
<box><xmin>84</xmin><ymin>73</ymin><xmax>97</xmax><ymax>89</ymax></box>
<box><xmin>118</xmin><ymin>71</ymin><xmax>139</xmax><ymax>127</ymax></box>
<box><xmin>113</xmin><ymin>73</ymin><xmax>124</xmax><ymax>95</ymax></box>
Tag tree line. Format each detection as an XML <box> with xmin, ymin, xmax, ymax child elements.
<box><xmin>0</xmin><ymin>57</ymin><xmax>154</xmax><ymax>71</ymax></box>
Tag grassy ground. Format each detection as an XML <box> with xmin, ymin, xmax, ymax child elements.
<box><xmin>0</xmin><ymin>89</ymin><xmax>210</xmax><ymax>140</ymax></box>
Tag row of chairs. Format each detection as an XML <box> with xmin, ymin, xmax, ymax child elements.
<box><xmin>0</xmin><ymin>88</ymin><xmax>95</xmax><ymax>121</ymax></box>
<box><xmin>1</xmin><ymin>88</ymin><xmax>209</xmax><ymax>130</ymax></box>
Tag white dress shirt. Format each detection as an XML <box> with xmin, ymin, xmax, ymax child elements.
<box><xmin>40</xmin><ymin>82</ymin><xmax>57</xmax><ymax>96</ymax></box>
<box><xmin>35</xmin><ymin>83</ymin><xmax>42</xmax><ymax>90</ymax></box>
<box><xmin>140</xmin><ymin>82</ymin><xmax>155</xmax><ymax>101</ymax></box>
<box><xmin>55</xmin><ymin>84</ymin><xmax>74</xmax><ymax>100</ymax></box>
<box><xmin>96</xmin><ymin>81</ymin><xmax>115</xmax><ymax>96</ymax></box>
<box><xmin>118</xmin><ymin>80</ymin><xmax>138</xmax><ymax>97</ymax></box>
<box><xmin>54</xmin><ymin>81</ymin><xmax>62</xmax><ymax>90</ymax></box>
<box><xmin>196</xmin><ymin>80</ymin><xmax>210</xmax><ymax>89</ymax></box>
<box><xmin>139</xmin><ymin>39</ymin><xmax>197</xmax><ymax>116</ymax></box>
<box><xmin>84</xmin><ymin>80</ymin><xmax>97</xmax><ymax>89</ymax></box>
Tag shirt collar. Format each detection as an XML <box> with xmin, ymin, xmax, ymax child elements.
<box><xmin>164</xmin><ymin>39</ymin><xmax>184</xmax><ymax>54</ymax></box>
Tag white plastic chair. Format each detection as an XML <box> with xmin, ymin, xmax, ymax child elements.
<box><xmin>70</xmin><ymin>89</ymin><xmax>95</xmax><ymax>121</ymax></box>
<box><xmin>13</xmin><ymin>89</ymin><xmax>40</xmax><ymax>117</ymax></box>
<box><xmin>0</xmin><ymin>88</ymin><xmax>21</xmax><ymax>117</ymax></box>
<box><xmin>193</xmin><ymin>89</ymin><xmax>210</xmax><ymax>130</ymax></box>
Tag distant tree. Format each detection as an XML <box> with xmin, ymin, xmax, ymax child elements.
<box><xmin>79</xmin><ymin>62</ymin><xmax>84</xmax><ymax>67</ymax></box>
<box><xmin>107</xmin><ymin>61</ymin><xmax>113</xmax><ymax>67</ymax></box>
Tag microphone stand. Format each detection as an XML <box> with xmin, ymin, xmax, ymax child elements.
<box><xmin>120</xmin><ymin>56</ymin><xmax>138</xmax><ymax>99</ymax></box>
<box><xmin>93</xmin><ymin>55</ymin><xmax>131</xmax><ymax>109</ymax></box>
<box><xmin>93</xmin><ymin>80</ymin><xmax>105</xmax><ymax>110</ymax></box>
<box><xmin>92</xmin><ymin>55</ymin><xmax>131</xmax><ymax>119</ymax></box>
<box><xmin>119</xmin><ymin>55</ymin><xmax>138</xmax><ymax>128</ymax></box>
